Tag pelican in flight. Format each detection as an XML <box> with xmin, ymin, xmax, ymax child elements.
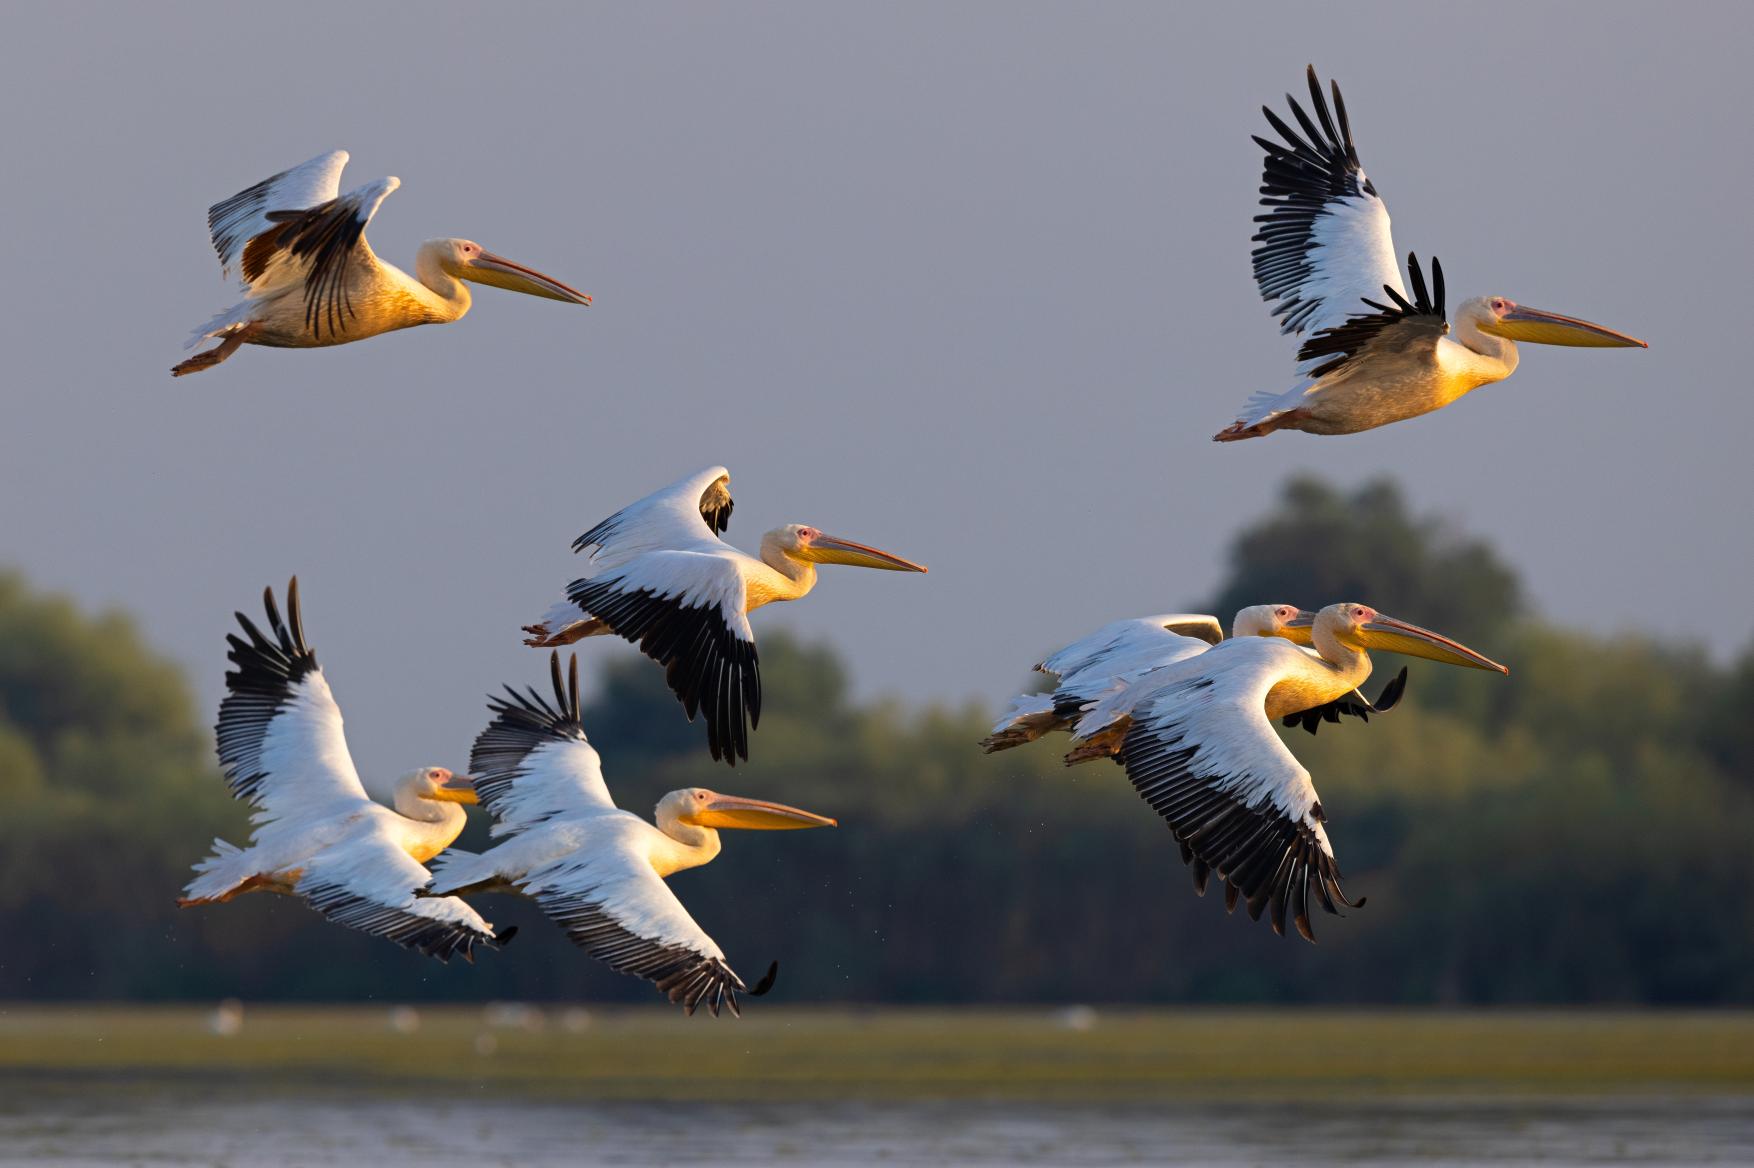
<box><xmin>173</xmin><ymin>150</ymin><xmax>591</xmax><ymax>376</ymax></box>
<box><xmin>981</xmin><ymin>605</ymin><xmax>1406</xmax><ymax>758</ymax></box>
<box><xmin>1215</xmin><ymin>67</ymin><xmax>1646</xmax><ymax>440</ymax></box>
<box><xmin>179</xmin><ymin>579</ymin><xmax>510</xmax><ymax>962</ymax></box>
<box><xmin>522</xmin><ymin>466</ymin><xmax>927</xmax><ymax>765</ymax></box>
<box><xmin>1096</xmin><ymin>603</ymin><xmax>1505</xmax><ymax>940</ymax></box>
<box><xmin>429</xmin><ymin>654</ymin><xmax>836</xmax><ymax>1015</ymax></box>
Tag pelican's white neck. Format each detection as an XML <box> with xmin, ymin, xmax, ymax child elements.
<box><xmin>414</xmin><ymin>243</ymin><xmax>474</xmax><ymax>320</ymax></box>
<box><xmin>652</xmin><ymin>803</ymin><xmax>722</xmax><ymax>876</ymax></box>
<box><xmin>1449</xmin><ymin>304</ymin><xmax>1520</xmax><ymax>385</ymax></box>
<box><xmin>1311</xmin><ymin>620</ymin><xmax>1372</xmax><ymax>689</ymax></box>
<box><xmin>758</xmin><ymin>530</ymin><xmax>818</xmax><ymax>597</ymax></box>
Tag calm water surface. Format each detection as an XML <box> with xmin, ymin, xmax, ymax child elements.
<box><xmin>2</xmin><ymin>1091</ymin><xmax>1751</xmax><ymax>1166</ymax></box>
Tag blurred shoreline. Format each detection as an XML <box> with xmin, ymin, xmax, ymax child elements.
<box><xmin>5</xmin><ymin>1006</ymin><xmax>1753</xmax><ymax>1103</ymax></box>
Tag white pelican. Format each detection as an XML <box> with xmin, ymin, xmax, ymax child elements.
<box><xmin>980</xmin><ymin>605</ymin><xmax>1405</xmax><ymax>760</ymax></box>
<box><xmin>522</xmin><ymin>466</ymin><xmax>927</xmax><ymax>765</ymax></box>
<box><xmin>1100</xmin><ymin>603</ymin><xmax>1506</xmax><ymax>940</ymax></box>
<box><xmin>179</xmin><ymin>579</ymin><xmax>510</xmax><ymax>962</ymax></box>
<box><xmin>428</xmin><ymin>653</ymin><xmax>836</xmax><ymax>1015</ymax></box>
<box><xmin>1215</xmin><ymin>67</ymin><xmax>1646</xmax><ymax>440</ymax></box>
<box><xmin>173</xmin><ymin>150</ymin><xmax>591</xmax><ymax>377</ymax></box>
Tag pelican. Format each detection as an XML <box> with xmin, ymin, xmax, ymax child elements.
<box><xmin>179</xmin><ymin>579</ymin><xmax>511</xmax><ymax>962</ymax></box>
<box><xmin>428</xmin><ymin>654</ymin><xmax>836</xmax><ymax>1015</ymax></box>
<box><xmin>173</xmin><ymin>150</ymin><xmax>591</xmax><ymax>376</ymax></box>
<box><xmin>1097</xmin><ymin>603</ymin><xmax>1506</xmax><ymax>940</ymax></box>
<box><xmin>981</xmin><ymin>605</ymin><xmax>1406</xmax><ymax>759</ymax></box>
<box><xmin>1215</xmin><ymin>67</ymin><xmax>1646</xmax><ymax>440</ymax></box>
<box><xmin>522</xmin><ymin>466</ymin><xmax>927</xmax><ymax>765</ymax></box>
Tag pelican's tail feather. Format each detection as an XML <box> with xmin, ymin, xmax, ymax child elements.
<box><xmin>1215</xmin><ymin>382</ymin><xmax>1314</xmax><ymax>441</ymax></box>
<box><xmin>185</xmin><ymin>302</ymin><xmax>254</xmax><ymax>349</ymax></box>
<box><xmin>179</xmin><ymin>839</ymin><xmax>255</xmax><ymax>905</ymax></box>
<box><xmin>426</xmin><ymin>849</ymin><xmax>502</xmax><ymax>897</ymax></box>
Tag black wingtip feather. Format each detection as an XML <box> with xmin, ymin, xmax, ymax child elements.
<box><xmin>567</xmin><ymin>576</ymin><xmax>759</xmax><ymax>768</ymax></box>
<box><xmin>213</xmin><ymin>581</ymin><xmax>322</xmax><ymax>810</ymax></box>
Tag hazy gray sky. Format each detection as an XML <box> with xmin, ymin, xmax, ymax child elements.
<box><xmin>2</xmin><ymin>2</ymin><xmax>1748</xmax><ymax>781</ymax></box>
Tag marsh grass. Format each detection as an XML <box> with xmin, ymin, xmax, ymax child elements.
<box><xmin>3</xmin><ymin>1006</ymin><xmax>1752</xmax><ymax>1103</ymax></box>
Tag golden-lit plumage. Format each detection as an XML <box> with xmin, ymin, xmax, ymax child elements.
<box><xmin>174</xmin><ymin>150</ymin><xmax>590</xmax><ymax>376</ymax></box>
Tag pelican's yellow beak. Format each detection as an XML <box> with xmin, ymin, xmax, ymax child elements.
<box><xmin>1357</xmin><ymin>615</ymin><xmax>1509</xmax><ymax>674</ymax></box>
<box><xmin>463</xmin><ymin>250</ymin><xmax>593</xmax><ymax>305</ymax></box>
<box><xmin>1479</xmin><ymin>303</ymin><xmax>1645</xmax><ymax>348</ymax></box>
<box><xmin>426</xmin><ymin>775</ymin><xmax>480</xmax><ymax>804</ymax></box>
<box><xmin>685</xmin><ymin>794</ymin><xmax>838</xmax><ymax>831</ymax></box>
<box><xmin>798</xmin><ymin>533</ymin><xmax>928</xmax><ymax>573</ymax></box>
<box><xmin>1278</xmin><ymin>610</ymin><xmax>1320</xmax><ymax>646</ymax></box>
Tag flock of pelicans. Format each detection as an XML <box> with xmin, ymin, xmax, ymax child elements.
<box><xmin>173</xmin><ymin>68</ymin><xmax>1644</xmax><ymax>1015</ymax></box>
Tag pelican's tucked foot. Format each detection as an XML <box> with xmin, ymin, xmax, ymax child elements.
<box><xmin>978</xmin><ymin>728</ymin><xmax>1033</xmax><ymax>754</ymax></box>
<box><xmin>522</xmin><ymin>618</ymin><xmax>602</xmax><ymax>648</ymax></box>
<box><xmin>171</xmin><ymin>333</ymin><xmax>248</xmax><ymax>378</ymax></box>
<box><xmin>1063</xmin><ymin>732</ymin><xmax>1123</xmax><ymax>766</ymax></box>
<box><xmin>1213</xmin><ymin>420</ymin><xmax>1255</xmax><ymax>442</ymax></box>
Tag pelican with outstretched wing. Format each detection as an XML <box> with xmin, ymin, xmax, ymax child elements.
<box><xmin>981</xmin><ymin>605</ymin><xmax>1407</xmax><ymax>759</ymax></box>
<box><xmin>1102</xmin><ymin>603</ymin><xmax>1506</xmax><ymax>940</ymax></box>
<box><xmin>179</xmin><ymin>579</ymin><xmax>510</xmax><ymax>962</ymax></box>
<box><xmin>428</xmin><ymin>654</ymin><xmax>835</xmax><ymax>1015</ymax></box>
<box><xmin>523</xmin><ymin>466</ymin><xmax>927</xmax><ymax>765</ymax></box>
<box><xmin>174</xmin><ymin>150</ymin><xmax>590</xmax><ymax>376</ymax></box>
<box><xmin>1216</xmin><ymin>67</ymin><xmax>1645</xmax><ymax>440</ymax></box>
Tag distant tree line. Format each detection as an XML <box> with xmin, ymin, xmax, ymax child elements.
<box><xmin>3</xmin><ymin>476</ymin><xmax>1751</xmax><ymax>1005</ymax></box>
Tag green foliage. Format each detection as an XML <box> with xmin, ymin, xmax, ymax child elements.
<box><xmin>0</xmin><ymin>573</ymin><xmax>246</xmax><ymax>997</ymax></box>
<box><xmin>1208</xmin><ymin>475</ymin><xmax>1523</xmax><ymax>641</ymax></box>
<box><xmin>1</xmin><ymin>474</ymin><xmax>1751</xmax><ymax>1005</ymax></box>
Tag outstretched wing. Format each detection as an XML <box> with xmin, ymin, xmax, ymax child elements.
<box><xmin>236</xmin><ymin>176</ymin><xmax>401</xmax><ymax>340</ymax></box>
<box><xmin>1043</xmin><ymin>615</ymin><xmax>1221</xmax><ymax>710</ymax></box>
<box><xmin>298</xmin><ymin>823</ymin><xmax>502</xmax><ymax>963</ymax></box>
<box><xmin>1117</xmin><ymin>638</ymin><xmax>1363</xmax><ymax>942</ymax></box>
<box><xmin>1292</xmin><ymin>252</ymin><xmax>1448</xmax><ymax>382</ymax></box>
<box><xmin>1039</xmin><ymin>615</ymin><xmax>1222</xmax><ymax>680</ymax></box>
<box><xmin>1252</xmin><ymin>66</ymin><xmax>1406</xmax><ymax>346</ymax></box>
<box><xmin>565</xmin><ymin>552</ymin><xmax>759</xmax><ymax>766</ymax></box>
<box><xmin>206</xmin><ymin>150</ymin><xmax>350</xmax><ymax>279</ymax></box>
<box><xmin>571</xmin><ymin>467</ymin><xmax>735</xmax><ymax>570</ymax></box>
<box><xmin>470</xmin><ymin>653</ymin><xmax>616</xmax><ymax>833</ymax></box>
<box><xmin>214</xmin><ymin>578</ymin><xmax>371</xmax><ymax>828</ymax></box>
<box><xmin>984</xmin><ymin>616</ymin><xmax>1221</xmax><ymax>751</ymax></box>
<box><xmin>522</xmin><ymin>828</ymin><xmax>777</xmax><ymax>1016</ymax></box>
<box><xmin>1283</xmin><ymin>666</ymin><xmax>1409</xmax><ymax>735</ymax></box>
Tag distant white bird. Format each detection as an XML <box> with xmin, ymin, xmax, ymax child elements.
<box><xmin>1099</xmin><ymin>603</ymin><xmax>1506</xmax><ymax>940</ymax></box>
<box><xmin>429</xmin><ymin>654</ymin><xmax>836</xmax><ymax>1015</ymax></box>
<box><xmin>981</xmin><ymin>605</ymin><xmax>1406</xmax><ymax>759</ymax></box>
<box><xmin>174</xmin><ymin>150</ymin><xmax>591</xmax><ymax>376</ymax></box>
<box><xmin>179</xmin><ymin>579</ymin><xmax>510</xmax><ymax>962</ymax></box>
<box><xmin>1215</xmin><ymin>67</ymin><xmax>1645</xmax><ymax>440</ymax></box>
<box><xmin>523</xmin><ymin>466</ymin><xmax>927</xmax><ymax>765</ymax></box>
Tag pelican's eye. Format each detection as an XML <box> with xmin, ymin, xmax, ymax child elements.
<box><xmin>1490</xmin><ymin>298</ymin><xmax>1507</xmax><ymax>313</ymax></box>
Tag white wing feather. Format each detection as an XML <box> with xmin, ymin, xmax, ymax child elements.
<box><xmin>1124</xmin><ymin>638</ymin><xmax>1331</xmax><ymax>857</ymax></box>
<box><xmin>249</xmin><ymin>671</ymin><xmax>373</xmax><ymax>826</ymax></box>
<box><xmin>1251</xmin><ymin>68</ymin><xmax>1406</xmax><ymax>364</ymax></box>
<box><xmin>572</xmin><ymin>466</ymin><xmax>734</xmax><ymax>572</ymax></box>
<box><xmin>206</xmin><ymin>150</ymin><xmax>350</xmax><ymax>279</ymax></box>
<box><xmin>522</xmin><ymin>818</ymin><xmax>726</xmax><ymax>964</ymax></box>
